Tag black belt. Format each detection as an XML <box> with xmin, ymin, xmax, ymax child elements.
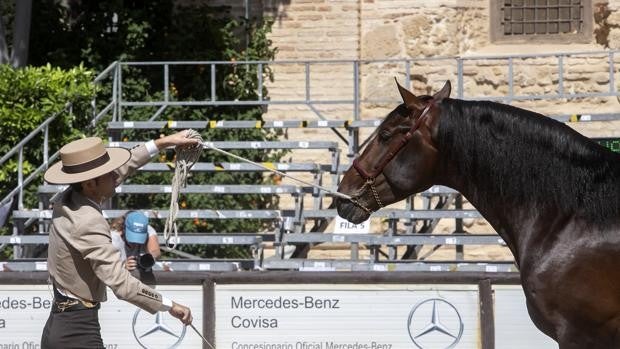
<box><xmin>52</xmin><ymin>298</ymin><xmax>100</xmax><ymax>313</ymax></box>
<box><xmin>52</xmin><ymin>285</ymin><xmax>100</xmax><ymax>313</ymax></box>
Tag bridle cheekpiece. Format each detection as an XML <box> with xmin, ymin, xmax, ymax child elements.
<box><xmin>349</xmin><ymin>100</ymin><xmax>436</xmax><ymax>214</ymax></box>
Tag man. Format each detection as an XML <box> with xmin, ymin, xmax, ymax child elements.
<box><xmin>41</xmin><ymin>131</ymin><xmax>199</xmax><ymax>348</ymax></box>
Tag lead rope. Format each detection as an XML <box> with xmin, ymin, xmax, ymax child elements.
<box><xmin>164</xmin><ymin>130</ymin><xmax>354</xmax><ymax>248</ymax></box>
<box><xmin>201</xmin><ymin>142</ymin><xmax>352</xmax><ymax>200</ymax></box>
<box><xmin>189</xmin><ymin>323</ymin><xmax>216</xmax><ymax>349</ymax></box>
<box><xmin>163</xmin><ymin>129</ymin><xmax>203</xmax><ymax>249</ymax></box>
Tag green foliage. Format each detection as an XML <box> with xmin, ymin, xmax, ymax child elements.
<box><xmin>0</xmin><ymin>64</ymin><xmax>96</xmax><ymax>203</ymax></box>
<box><xmin>22</xmin><ymin>2</ymin><xmax>283</xmax><ymax>259</ymax></box>
<box><xmin>115</xmin><ymin>16</ymin><xmax>284</xmax><ymax>259</ymax></box>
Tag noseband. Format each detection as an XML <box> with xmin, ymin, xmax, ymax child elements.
<box><xmin>350</xmin><ymin>100</ymin><xmax>435</xmax><ymax>214</ymax></box>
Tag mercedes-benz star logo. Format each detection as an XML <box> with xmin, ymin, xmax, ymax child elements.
<box><xmin>407</xmin><ymin>298</ymin><xmax>464</xmax><ymax>349</ymax></box>
<box><xmin>132</xmin><ymin>308</ymin><xmax>187</xmax><ymax>349</ymax></box>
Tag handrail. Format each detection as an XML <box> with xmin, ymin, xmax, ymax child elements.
<box><xmin>94</xmin><ymin>61</ymin><xmax>118</xmax><ymax>83</ymax></box>
<box><xmin>94</xmin><ymin>51</ymin><xmax>620</xmax><ymax>131</ymax></box>
<box><xmin>0</xmin><ymin>103</ymin><xmax>72</xmax><ymax>209</ymax></box>
<box><xmin>117</xmin><ymin>49</ymin><xmax>619</xmax><ymax>65</ymax></box>
<box><xmin>0</xmin><ymin>103</ymin><xmax>70</xmax><ymax>166</ymax></box>
<box><xmin>85</xmin><ymin>51</ymin><xmax>620</xmax><ymax>165</ymax></box>
<box><xmin>91</xmin><ymin>61</ymin><xmax>118</xmax><ymax>125</ymax></box>
<box><xmin>0</xmin><ymin>151</ymin><xmax>60</xmax><ymax>207</ymax></box>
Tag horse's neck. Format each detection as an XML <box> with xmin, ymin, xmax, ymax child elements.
<box><xmin>433</xmin><ymin>102</ymin><xmax>585</xmax><ymax>265</ymax></box>
<box><xmin>438</xmin><ymin>169</ymin><xmax>543</xmax><ymax>266</ymax></box>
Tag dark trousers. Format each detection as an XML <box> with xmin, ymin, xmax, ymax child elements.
<box><xmin>41</xmin><ymin>307</ymin><xmax>104</xmax><ymax>349</ymax></box>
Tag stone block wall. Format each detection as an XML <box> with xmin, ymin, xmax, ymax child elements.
<box><xmin>250</xmin><ymin>1</ymin><xmax>620</xmax><ymax>182</ymax></box>
<box><xmin>196</xmin><ymin>1</ymin><xmax>620</xmax><ymax>259</ymax></box>
<box><xmin>196</xmin><ymin>0</ymin><xmax>620</xmax><ymax>120</ymax></box>
<box><xmin>256</xmin><ymin>0</ymin><xmax>620</xmax><ymax>117</ymax></box>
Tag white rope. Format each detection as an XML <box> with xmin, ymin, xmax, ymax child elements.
<box><xmin>189</xmin><ymin>323</ymin><xmax>216</xmax><ymax>349</ymax></box>
<box><xmin>163</xmin><ymin>130</ymin><xmax>353</xmax><ymax>248</ymax></box>
<box><xmin>201</xmin><ymin>142</ymin><xmax>352</xmax><ymax>200</ymax></box>
<box><xmin>163</xmin><ymin>129</ymin><xmax>203</xmax><ymax>249</ymax></box>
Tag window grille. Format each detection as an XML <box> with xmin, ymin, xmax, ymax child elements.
<box><xmin>491</xmin><ymin>0</ymin><xmax>592</xmax><ymax>43</ymax></box>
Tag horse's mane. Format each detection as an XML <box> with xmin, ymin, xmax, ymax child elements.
<box><xmin>437</xmin><ymin>99</ymin><xmax>620</xmax><ymax>224</ymax></box>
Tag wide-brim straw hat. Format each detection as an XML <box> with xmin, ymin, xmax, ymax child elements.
<box><xmin>44</xmin><ymin>137</ymin><xmax>131</xmax><ymax>184</ymax></box>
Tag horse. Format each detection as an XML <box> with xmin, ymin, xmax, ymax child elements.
<box><xmin>336</xmin><ymin>79</ymin><xmax>620</xmax><ymax>348</ymax></box>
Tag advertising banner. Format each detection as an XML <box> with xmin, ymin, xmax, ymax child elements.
<box><xmin>494</xmin><ymin>285</ymin><xmax>556</xmax><ymax>349</ymax></box>
<box><xmin>215</xmin><ymin>284</ymin><xmax>480</xmax><ymax>349</ymax></box>
<box><xmin>0</xmin><ymin>284</ymin><xmax>203</xmax><ymax>349</ymax></box>
<box><xmin>0</xmin><ymin>276</ymin><xmax>561</xmax><ymax>348</ymax></box>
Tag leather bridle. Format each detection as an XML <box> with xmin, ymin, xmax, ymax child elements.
<box><xmin>349</xmin><ymin>100</ymin><xmax>435</xmax><ymax>214</ymax></box>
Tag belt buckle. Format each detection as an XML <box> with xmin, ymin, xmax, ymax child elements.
<box><xmin>81</xmin><ymin>300</ymin><xmax>97</xmax><ymax>309</ymax></box>
<box><xmin>55</xmin><ymin>299</ymin><xmax>79</xmax><ymax>312</ymax></box>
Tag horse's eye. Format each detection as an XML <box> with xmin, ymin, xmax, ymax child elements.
<box><xmin>379</xmin><ymin>130</ymin><xmax>391</xmax><ymax>140</ymax></box>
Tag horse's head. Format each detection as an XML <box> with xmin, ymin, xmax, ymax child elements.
<box><xmin>336</xmin><ymin>79</ymin><xmax>451</xmax><ymax>224</ymax></box>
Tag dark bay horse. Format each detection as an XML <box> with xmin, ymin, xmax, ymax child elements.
<box><xmin>336</xmin><ymin>80</ymin><xmax>620</xmax><ymax>348</ymax></box>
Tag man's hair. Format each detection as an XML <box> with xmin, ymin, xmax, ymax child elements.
<box><xmin>70</xmin><ymin>182</ymin><xmax>83</xmax><ymax>193</ymax></box>
<box><xmin>70</xmin><ymin>175</ymin><xmax>105</xmax><ymax>193</ymax></box>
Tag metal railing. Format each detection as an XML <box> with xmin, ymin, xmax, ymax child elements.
<box><xmin>92</xmin><ymin>50</ymin><xmax>620</xmax><ymax>124</ymax></box>
<box><xmin>0</xmin><ymin>103</ymin><xmax>72</xmax><ymax>210</ymax></box>
<box><xmin>4</xmin><ymin>50</ymin><xmax>620</xmax><ymax>268</ymax></box>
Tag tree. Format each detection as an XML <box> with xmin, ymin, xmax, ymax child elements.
<box><xmin>0</xmin><ymin>0</ymin><xmax>32</xmax><ymax>68</ymax></box>
<box><xmin>22</xmin><ymin>1</ymin><xmax>282</xmax><ymax>259</ymax></box>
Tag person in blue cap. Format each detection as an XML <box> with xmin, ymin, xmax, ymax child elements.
<box><xmin>111</xmin><ymin>211</ymin><xmax>161</xmax><ymax>271</ymax></box>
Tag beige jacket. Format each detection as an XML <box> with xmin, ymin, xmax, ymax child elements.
<box><xmin>47</xmin><ymin>144</ymin><xmax>163</xmax><ymax>314</ymax></box>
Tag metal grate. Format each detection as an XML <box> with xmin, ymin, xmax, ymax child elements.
<box><xmin>501</xmin><ymin>0</ymin><xmax>585</xmax><ymax>36</ymax></box>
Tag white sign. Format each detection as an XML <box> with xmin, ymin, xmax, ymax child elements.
<box><xmin>494</xmin><ymin>285</ymin><xmax>556</xmax><ymax>348</ymax></box>
<box><xmin>215</xmin><ymin>284</ymin><xmax>480</xmax><ymax>348</ymax></box>
<box><xmin>334</xmin><ymin>216</ymin><xmax>370</xmax><ymax>234</ymax></box>
<box><xmin>0</xmin><ymin>285</ymin><xmax>203</xmax><ymax>349</ymax></box>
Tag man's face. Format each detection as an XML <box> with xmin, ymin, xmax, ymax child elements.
<box><xmin>94</xmin><ymin>171</ymin><xmax>118</xmax><ymax>201</ymax></box>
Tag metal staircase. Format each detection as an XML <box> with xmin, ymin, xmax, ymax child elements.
<box><xmin>3</xmin><ymin>51</ymin><xmax>620</xmax><ymax>271</ymax></box>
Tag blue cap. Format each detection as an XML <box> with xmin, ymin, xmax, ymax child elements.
<box><xmin>124</xmin><ymin>211</ymin><xmax>149</xmax><ymax>244</ymax></box>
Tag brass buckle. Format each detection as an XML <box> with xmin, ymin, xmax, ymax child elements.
<box><xmin>55</xmin><ymin>299</ymin><xmax>79</xmax><ymax>312</ymax></box>
<box><xmin>80</xmin><ymin>300</ymin><xmax>97</xmax><ymax>308</ymax></box>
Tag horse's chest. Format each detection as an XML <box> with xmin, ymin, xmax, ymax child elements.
<box><xmin>520</xmin><ymin>233</ymin><xmax>620</xmax><ymax>336</ymax></box>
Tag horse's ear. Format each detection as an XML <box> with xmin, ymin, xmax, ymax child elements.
<box><xmin>433</xmin><ymin>80</ymin><xmax>451</xmax><ymax>101</ymax></box>
<box><xmin>395</xmin><ymin>78</ymin><xmax>424</xmax><ymax>111</ymax></box>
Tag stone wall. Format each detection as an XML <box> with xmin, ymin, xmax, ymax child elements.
<box><xmin>196</xmin><ymin>0</ymin><xmax>620</xmax><ymax>120</ymax></box>
<box><xmin>200</xmin><ymin>1</ymin><xmax>620</xmax><ymax>259</ymax></box>
<box><xmin>254</xmin><ymin>0</ymin><xmax>620</xmax><ymax>180</ymax></box>
<box><xmin>260</xmin><ymin>0</ymin><xmax>620</xmax><ymax>117</ymax></box>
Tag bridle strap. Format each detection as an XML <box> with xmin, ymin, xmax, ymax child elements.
<box><xmin>348</xmin><ymin>100</ymin><xmax>436</xmax><ymax>214</ymax></box>
<box><xmin>352</xmin><ymin>100</ymin><xmax>435</xmax><ymax>181</ymax></box>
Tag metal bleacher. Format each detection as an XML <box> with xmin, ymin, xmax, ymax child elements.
<box><xmin>3</xmin><ymin>51</ymin><xmax>620</xmax><ymax>272</ymax></box>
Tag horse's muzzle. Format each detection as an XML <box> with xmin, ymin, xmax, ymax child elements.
<box><xmin>336</xmin><ymin>198</ymin><xmax>370</xmax><ymax>224</ymax></box>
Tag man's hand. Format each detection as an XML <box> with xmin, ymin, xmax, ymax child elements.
<box><xmin>155</xmin><ymin>130</ymin><xmax>201</xmax><ymax>151</ymax></box>
<box><xmin>168</xmin><ymin>301</ymin><xmax>192</xmax><ymax>325</ymax></box>
<box><xmin>125</xmin><ymin>256</ymin><xmax>137</xmax><ymax>271</ymax></box>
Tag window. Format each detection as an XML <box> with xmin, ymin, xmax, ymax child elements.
<box><xmin>491</xmin><ymin>0</ymin><xmax>592</xmax><ymax>43</ymax></box>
